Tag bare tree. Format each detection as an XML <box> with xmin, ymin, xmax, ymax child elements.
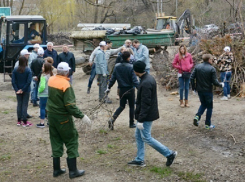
<box><xmin>18</xmin><ymin>0</ymin><xmax>26</xmax><ymax>15</ymax></box>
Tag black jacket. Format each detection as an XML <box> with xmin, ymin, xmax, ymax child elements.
<box><xmin>30</xmin><ymin>56</ymin><xmax>44</xmax><ymax>81</ymax></box>
<box><xmin>190</xmin><ymin>62</ymin><xmax>222</xmax><ymax>92</ymax></box>
<box><xmin>58</xmin><ymin>52</ymin><xmax>75</xmax><ymax>75</ymax></box>
<box><xmin>108</xmin><ymin>60</ymin><xmax>139</xmax><ymax>89</ymax></box>
<box><xmin>116</xmin><ymin>53</ymin><xmax>123</xmax><ymax>64</ymax></box>
<box><xmin>43</xmin><ymin>49</ymin><xmax>58</xmax><ymax>68</ymax></box>
<box><xmin>135</xmin><ymin>73</ymin><xmax>159</xmax><ymax>123</ymax></box>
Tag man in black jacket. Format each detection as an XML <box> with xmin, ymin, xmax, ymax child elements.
<box><xmin>127</xmin><ymin>61</ymin><xmax>177</xmax><ymax>167</ymax></box>
<box><xmin>105</xmin><ymin>51</ymin><xmax>139</xmax><ymax>130</ymax></box>
<box><xmin>58</xmin><ymin>45</ymin><xmax>76</xmax><ymax>84</ymax></box>
<box><xmin>191</xmin><ymin>54</ymin><xmax>224</xmax><ymax>129</ymax></box>
<box><xmin>30</xmin><ymin>48</ymin><xmax>45</xmax><ymax>107</ymax></box>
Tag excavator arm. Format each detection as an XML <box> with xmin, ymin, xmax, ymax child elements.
<box><xmin>176</xmin><ymin>9</ymin><xmax>192</xmax><ymax>35</ymax></box>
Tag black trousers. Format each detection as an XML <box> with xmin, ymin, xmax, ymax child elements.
<box><xmin>113</xmin><ymin>87</ymin><xmax>135</xmax><ymax>125</ymax></box>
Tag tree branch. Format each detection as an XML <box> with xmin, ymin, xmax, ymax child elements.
<box><xmin>18</xmin><ymin>0</ymin><xmax>25</xmax><ymax>15</ymax></box>
<box><xmin>83</xmin><ymin>0</ymin><xmax>113</xmax><ymax>8</ymax></box>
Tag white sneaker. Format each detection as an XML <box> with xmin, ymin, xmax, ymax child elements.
<box><xmin>220</xmin><ymin>96</ymin><xmax>228</xmax><ymax>101</ymax></box>
<box><xmin>227</xmin><ymin>94</ymin><xmax>231</xmax><ymax>99</ymax></box>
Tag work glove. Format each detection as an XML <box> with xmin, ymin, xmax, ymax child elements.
<box><xmin>136</xmin><ymin>122</ymin><xmax>144</xmax><ymax>130</ymax></box>
<box><xmin>220</xmin><ymin>82</ymin><xmax>224</xmax><ymax>88</ymax></box>
<box><xmin>105</xmin><ymin>87</ymin><xmax>110</xmax><ymax>94</ymax></box>
<box><xmin>81</xmin><ymin>115</ymin><xmax>92</xmax><ymax>127</ymax></box>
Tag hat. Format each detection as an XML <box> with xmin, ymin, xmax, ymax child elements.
<box><xmin>33</xmin><ymin>44</ymin><xmax>40</xmax><ymax>48</ymax></box>
<box><xmin>224</xmin><ymin>46</ymin><xmax>230</xmax><ymax>52</ymax></box>
<box><xmin>99</xmin><ymin>41</ymin><xmax>106</xmax><ymax>46</ymax></box>
<box><xmin>133</xmin><ymin>61</ymin><xmax>146</xmax><ymax>73</ymax></box>
<box><xmin>20</xmin><ymin>49</ymin><xmax>31</xmax><ymax>56</ymax></box>
<box><xmin>57</xmin><ymin>62</ymin><xmax>71</xmax><ymax>71</ymax></box>
<box><xmin>37</xmin><ymin>47</ymin><xmax>44</xmax><ymax>55</ymax></box>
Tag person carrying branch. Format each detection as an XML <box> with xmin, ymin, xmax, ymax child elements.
<box><xmin>105</xmin><ymin>51</ymin><xmax>139</xmax><ymax>130</ymax></box>
<box><xmin>46</xmin><ymin>62</ymin><xmax>91</xmax><ymax>179</ymax></box>
<box><xmin>127</xmin><ymin>61</ymin><xmax>177</xmax><ymax>167</ymax></box>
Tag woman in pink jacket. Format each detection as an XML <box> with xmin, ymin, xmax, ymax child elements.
<box><xmin>172</xmin><ymin>45</ymin><xmax>194</xmax><ymax>107</ymax></box>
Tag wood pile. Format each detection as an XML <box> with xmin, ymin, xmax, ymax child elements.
<box><xmin>195</xmin><ymin>35</ymin><xmax>245</xmax><ymax>95</ymax></box>
<box><xmin>152</xmin><ymin>46</ymin><xmax>179</xmax><ymax>90</ymax></box>
<box><xmin>47</xmin><ymin>32</ymin><xmax>72</xmax><ymax>45</ymax></box>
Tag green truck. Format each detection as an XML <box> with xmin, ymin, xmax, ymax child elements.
<box><xmin>70</xmin><ymin>30</ymin><xmax>175</xmax><ymax>54</ymax></box>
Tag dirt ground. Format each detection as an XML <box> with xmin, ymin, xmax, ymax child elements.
<box><xmin>0</xmin><ymin>63</ymin><xmax>245</xmax><ymax>182</ymax></box>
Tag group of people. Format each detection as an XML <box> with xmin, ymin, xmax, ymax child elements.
<box><xmin>11</xmin><ymin>36</ymin><xmax>234</xmax><ymax>179</ymax></box>
<box><xmin>172</xmin><ymin>45</ymin><xmax>233</xmax><ymax>129</ymax></box>
<box><xmin>12</xmin><ymin>42</ymin><xmax>76</xmax><ymax>128</ymax></box>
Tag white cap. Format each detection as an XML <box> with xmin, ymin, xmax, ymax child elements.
<box><xmin>20</xmin><ymin>49</ymin><xmax>31</xmax><ymax>56</ymax></box>
<box><xmin>99</xmin><ymin>41</ymin><xmax>106</xmax><ymax>46</ymax></box>
<box><xmin>57</xmin><ymin>62</ymin><xmax>71</xmax><ymax>71</ymax></box>
<box><xmin>224</xmin><ymin>46</ymin><xmax>230</xmax><ymax>52</ymax></box>
<box><xmin>33</xmin><ymin>44</ymin><xmax>40</xmax><ymax>48</ymax></box>
<box><xmin>37</xmin><ymin>47</ymin><xmax>44</xmax><ymax>55</ymax></box>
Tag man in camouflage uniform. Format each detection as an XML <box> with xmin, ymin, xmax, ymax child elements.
<box><xmin>47</xmin><ymin>62</ymin><xmax>91</xmax><ymax>179</ymax></box>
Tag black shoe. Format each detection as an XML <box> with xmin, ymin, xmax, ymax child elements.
<box><xmin>36</xmin><ymin>123</ymin><xmax>45</xmax><ymax>128</ymax></box>
<box><xmin>33</xmin><ymin>103</ymin><xmax>39</xmax><ymax>107</ymax></box>
<box><xmin>166</xmin><ymin>151</ymin><xmax>177</xmax><ymax>167</ymax></box>
<box><xmin>87</xmin><ymin>87</ymin><xmax>90</xmax><ymax>94</ymax></box>
<box><xmin>193</xmin><ymin>115</ymin><xmax>200</xmax><ymax>126</ymax></box>
<box><xmin>129</xmin><ymin>124</ymin><xmax>136</xmax><ymax>128</ymax></box>
<box><xmin>108</xmin><ymin>118</ymin><xmax>115</xmax><ymax>130</ymax></box>
<box><xmin>53</xmin><ymin>157</ymin><xmax>66</xmax><ymax>177</ymax></box>
<box><xmin>127</xmin><ymin>160</ymin><xmax>146</xmax><ymax>167</ymax></box>
<box><xmin>67</xmin><ymin>158</ymin><xmax>85</xmax><ymax>179</ymax></box>
<box><xmin>30</xmin><ymin>100</ymin><xmax>33</xmax><ymax>104</ymax></box>
<box><xmin>27</xmin><ymin>114</ymin><xmax>32</xmax><ymax>119</ymax></box>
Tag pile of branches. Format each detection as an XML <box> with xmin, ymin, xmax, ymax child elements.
<box><xmin>198</xmin><ymin>35</ymin><xmax>245</xmax><ymax>95</ymax></box>
<box><xmin>47</xmin><ymin>32</ymin><xmax>72</xmax><ymax>45</ymax></box>
<box><xmin>152</xmin><ymin>47</ymin><xmax>179</xmax><ymax>90</ymax></box>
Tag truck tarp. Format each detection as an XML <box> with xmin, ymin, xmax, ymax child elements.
<box><xmin>70</xmin><ymin>30</ymin><xmax>107</xmax><ymax>39</ymax></box>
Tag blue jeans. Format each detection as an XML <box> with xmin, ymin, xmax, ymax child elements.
<box><xmin>32</xmin><ymin>79</ymin><xmax>39</xmax><ymax>104</ymax></box>
<box><xmin>145</xmin><ymin>68</ymin><xmax>150</xmax><ymax>74</ymax></box>
<box><xmin>88</xmin><ymin>63</ymin><xmax>96</xmax><ymax>88</ymax></box>
<box><xmin>178</xmin><ymin>77</ymin><xmax>190</xmax><ymax>100</ymax></box>
<box><xmin>39</xmin><ymin>97</ymin><xmax>48</xmax><ymax>120</ymax></box>
<box><xmin>220</xmin><ymin>71</ymin><xmax>231</xmax><ymax>97</ymax></box>
<box><xmin>134</xmin><ymin>121</ymin><xmax>173</xmax><ymax>162</ymax></box>
<box><xmin>196</xmin><ymin>91</ymin><xmax>213</xmax><ymax>126</ymax></box>
<box><xmin>16</xmin><ymin>92</ymin><xmax>30</xmax><ymax>122</ymax></box>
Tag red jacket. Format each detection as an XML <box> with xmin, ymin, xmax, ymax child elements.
<box><xmin>172</xmin><ymin>53</ymin><xmax>194</xmax><ymax>73</ymax></box>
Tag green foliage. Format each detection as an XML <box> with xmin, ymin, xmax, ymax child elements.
<box><xmin>177</xmin><ymin>171</ymin><xmax>205</xmax><ymax>182</ymax></box>
<box><xmin>96</xmin><ymin>149</ymin><xmax>107</xmax><ymax>155</ymax></box>
<box><xmin>107</xmin><ymin>144</ymin><xmax>114</xmax><ymax>149</ymax></box>
<box><xmin>99</xmin><ymin>129</ymin><xmax>108</xmax><ymax>134</ymax></box>
<box><xmin>150</xmin><ymin>167</ymin><xmax>172</xmax><ymax>177</ymax></box>
<box><xmin>2</xmin><ymin>111</ymin><xmax>8</xmax><ymax>114</ymax></box>
<box><xmin>0</xmin><ymin>154</ymin><xmax>11</xmax><ymax>161</ymax></box>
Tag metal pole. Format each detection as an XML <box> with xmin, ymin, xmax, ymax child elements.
<box><xmin>160</xmin><ymin>0</ymin><xmax>163</xmax><ymax>16</ymax></box>
<box><xmin>176</xmin><ymin>0</ymin><xmax>178</xmax><ymax>17</ymax></box>
<box><xmin>157</xmin><ymin>0</ymin><xmax>159</xmax><ymax>17</ymax></box>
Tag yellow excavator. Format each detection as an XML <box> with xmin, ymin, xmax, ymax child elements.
<box><xmin>146</xmin><ymin>9</ymin><xmax>192</xmax><ymax>42</ymax></box>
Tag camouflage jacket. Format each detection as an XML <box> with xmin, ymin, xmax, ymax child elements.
<box><xmin>216</xmin><ymin>52</ymin><xmax>233</xmax><ymax>72</ymax></box>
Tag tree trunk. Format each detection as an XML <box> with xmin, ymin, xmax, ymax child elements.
<box><xmin>238</xmin><ymin>0</ymin><xmax>245</xmax><ymax>36</ymax></box>
<box><xmin>19</xmin><ymin>0</ymin><xmax>25</xmax><ymax>15</ymax></box>
<box><xmin>94</xmin><ymin>0</ymin><xmax>99</xmax><ymax>23</ymax></box>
